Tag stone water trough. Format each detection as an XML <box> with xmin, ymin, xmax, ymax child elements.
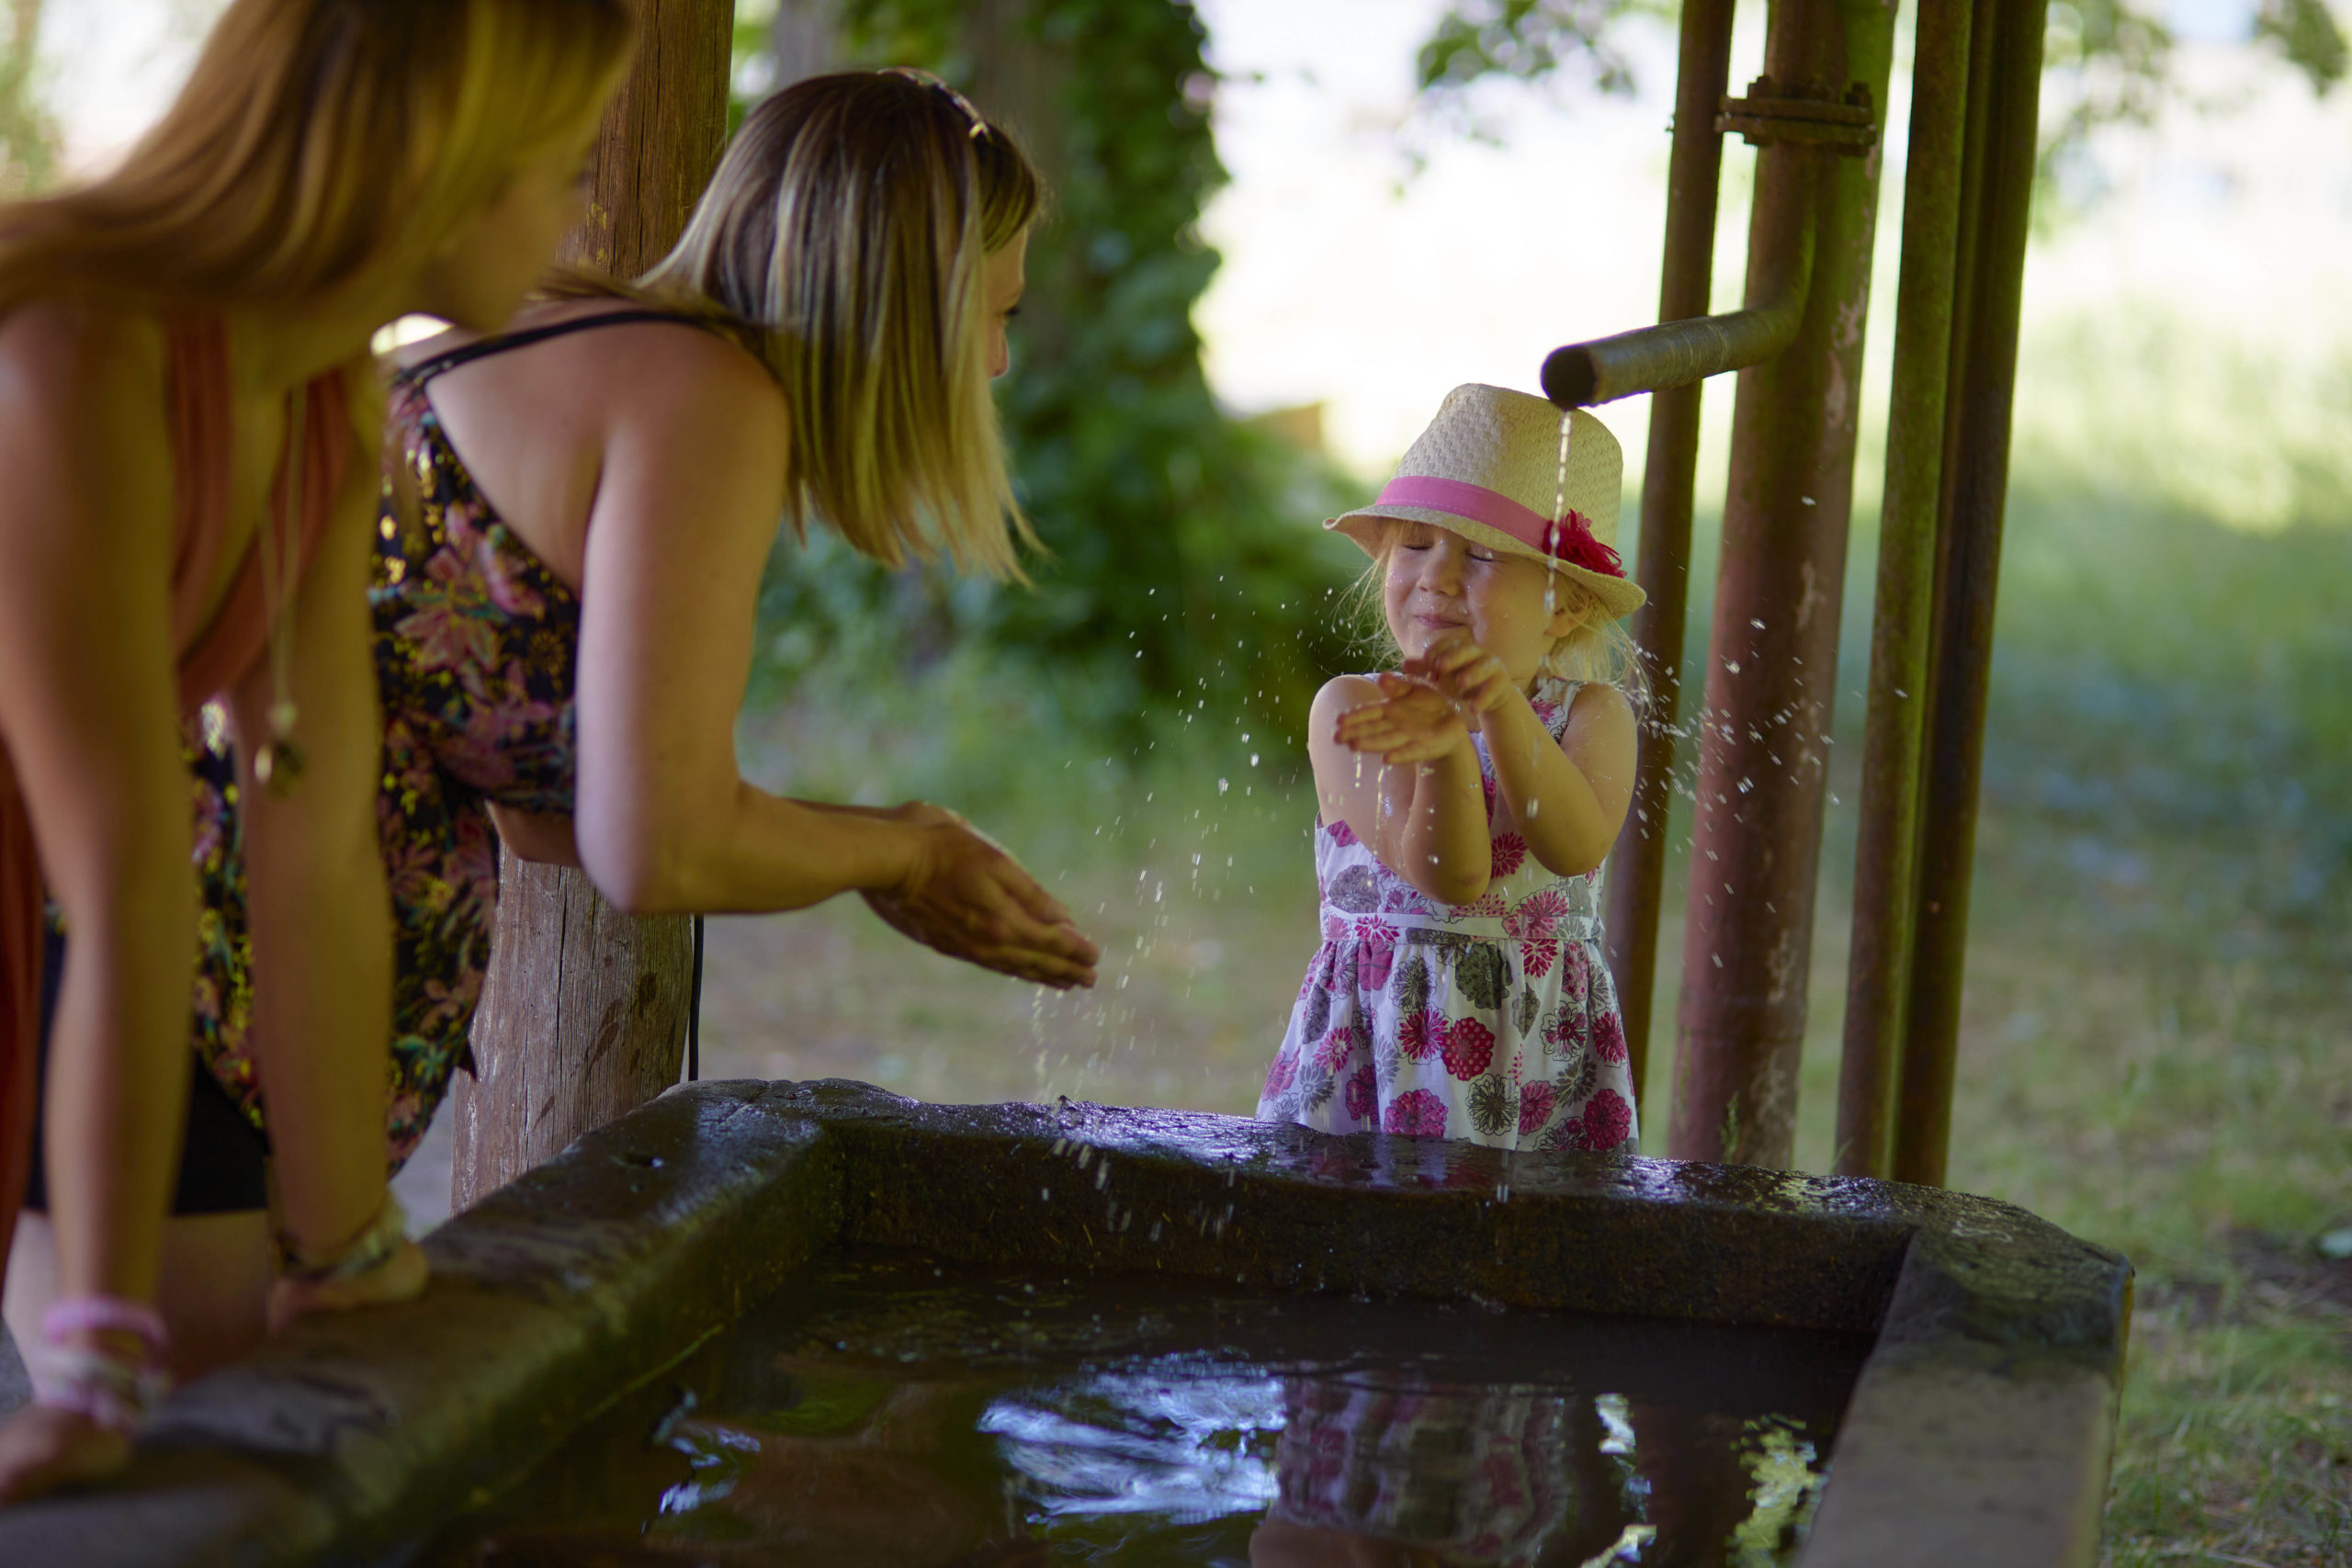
<box><xmin>0</xmin><ymin>1078</ymin><xmax>2131</xmax><ymax>1565</ymax></box>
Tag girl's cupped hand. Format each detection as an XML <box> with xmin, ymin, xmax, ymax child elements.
<box><xmin>864</xmin><ymin>804</ymin><xmax>1100</xmax><ymax>988</ymax></box>
<box><xmin>1401</xmin><ymin>629</ymin><xmax>1515</xmax><ymax>718</ymax></box>
<box><xmin>1331</xmin><ymin>671</ymin><xmax>1475</xmax><ymax>766</ymax></box>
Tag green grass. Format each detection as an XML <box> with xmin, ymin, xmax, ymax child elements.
<box><xmin>699</xmin><ymin>482</ymin><xmax>2352</xmax><ymax>1565</ymax></box>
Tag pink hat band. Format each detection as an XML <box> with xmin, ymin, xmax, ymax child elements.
<box><xmin>1374</xmin><ymin>475</ymin><xmax>1626</xmax><ymax>579</ymax></box>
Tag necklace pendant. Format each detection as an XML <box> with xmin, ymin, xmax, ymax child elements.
<box><xmin>254</xmin><ymin>738</ymin><xmax>306</xmax><ymax>795</ymax></box>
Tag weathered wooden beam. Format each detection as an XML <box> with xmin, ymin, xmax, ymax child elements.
<box><xmin>450</xmin><ymin>0</ymin><xmax>735</xmax><ymax>1213</ymax></box>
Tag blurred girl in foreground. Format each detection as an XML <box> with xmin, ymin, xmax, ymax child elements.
<box><xmin>0</xmin><ymin>0</ymin><xmax>632</xmax><ymax>1495</ymax></box>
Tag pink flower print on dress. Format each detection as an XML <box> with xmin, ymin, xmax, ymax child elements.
<box><xmin>437</xmin><ymin>496</ymin><xmax>484</xmax><ymax>545</ymax></box>
<box><xmin>1518</xmin><ymin>1079</ymin><xmax>1555</xmax><ymax>1134</ymax></box>
<box><xmin>1352</xmin><ymin>919</ymin><xmax>1397</xmax><ymax>991</ymax></box>
<box><xmin>1399</xmin><ymin>1009</ymin><xmax>1447</xmax><ymax>1062</ymax></box>
<box><xmin>1489</xmin><ymin>832</ymin><xmax>1528</xmax><ymax>881</ymax></box>
<box><xmin>1313</xmin><ymin>1024</ymin><xmax>1361</xmax><ymax>1072</ymax></box>
<box><xmin>1384</xmin><ymin>1089</ymin><xmax>1449</xmax><ymax>1137</ymax></box>
<box><xmin>477</xmin><ymin>536</ymin><xmax>548</xmax><ymax>617</ymax></box>
<box><xmin>1593</xmin><ymin>1007</ymin><xmax>1630</xmax><ymax>1065</ymax></box>
<box><xmin>1506</xmin><ymin>888</ymin><xmax>1567</xmax><ymax>942</ymax></box>
<box><xmin>1321</xmin><ymin>914</ymin><xmax>1347</xmax><ymax>945</ymax></box>
<box><xmin>1505</xmin><ymin>889</ymin><xmax>1567</xmax><ymax>978</ymax></box>
<box><xmin>1442</xmin><ymin>1018</ymin><xmax>1495</xmax><ymax>1081</ymax></box>
<box><xmin>1323</xmin><ymin>815</ymin><xmax>1357</xmax><ymax>847</ymax></box>
<box><xmin>1344</xmin><ymin>1063</ymin><xmax>1378</xmax><ymax>1123</ymax></box>
<box><xmin>394</xmin><ymin>599</ymin><xmax>500</xmax><ymax>678</ymax></box>
<box><xmin>1559</xmin><ymin>942</ymin><xmax>1591</xmax><ymax>1007</ymax></box>
<box><xmin>1544</xmin><ymin>1001</ymin><xmax>1589</xmax><ymax>1059</ymax></box>
<box><xmin>1263</xmin><ymin>1051</ymin><xmax>1298</xmax><ymax>1100</ymax></box>
<box><xmin>1578</xmin><ymin>1088</ymin><xmax>1633</xmax><ymax>1150</ymax></box>
<box><xmin>1481</xmin><ymin>772</ymin><xmax>1498</xmax><ymax>822</ymax></box>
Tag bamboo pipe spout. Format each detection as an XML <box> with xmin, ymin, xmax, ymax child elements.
<box><xmin>1541</xmin><ymin>218</ymin><xmax>1816</xmax><ymax>410</ymax></box>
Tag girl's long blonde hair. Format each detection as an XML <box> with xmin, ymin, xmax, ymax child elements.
<box><xmin>619</xmin><ymin>71</ymin><xmax>1044</xmax><ymax>580</ymax></box>
<box><xmin>0</xmin><ymin>0</ymin><xmax>632</xmax><ymax>314</ymax></box>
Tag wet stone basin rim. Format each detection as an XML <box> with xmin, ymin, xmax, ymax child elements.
<box><xmin>0</xmin><ymin>1079</ymin><xmax>2132</xmax><ymax>1566</ymax></box>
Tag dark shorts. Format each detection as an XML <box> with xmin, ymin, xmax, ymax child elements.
<box><xmin>22</xmin><ymin>926</ymin><xmax>271</xmax><ymax>1216</ymax></box>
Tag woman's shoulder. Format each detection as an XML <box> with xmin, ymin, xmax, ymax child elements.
<box><xmin>0</xmin><ymin>299</ymin><xmax>167</xmax><ymax>407</ymax></box>
<box><xmin>0</xmin><ymin>303</ymin><xmax>172</xmax><ymax>491</ymax></box>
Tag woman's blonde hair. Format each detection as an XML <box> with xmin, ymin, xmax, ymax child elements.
<box><xmin>0</xmin><ymin>0</ymin><xmax>632</xmax><ymax>314</ymax></box>
<box><xmin>1349</xmin><ymin>525</ymin><xmax>1646</xmax><ymax>700</ymax></box>
<box><xmin>623</xmin><ymin>71</ymin><xmax>1044</xmax><ymax>580</ymax></box>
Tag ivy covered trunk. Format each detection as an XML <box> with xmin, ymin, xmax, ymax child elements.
<box><xmin>756</xmin><ymin>0</ymin><xmax>1360</xmax><ymax>744</ymax></box>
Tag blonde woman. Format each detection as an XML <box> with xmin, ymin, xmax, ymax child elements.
<box><xmin>0</xmin><ymin>0</ymin><xmax>634</xmax><ymax>1495</ymax></box>
<box><xmin>137</xmin><ymin>70</ymin><xmax>1098</xmax><ymax>1364</ymax></box>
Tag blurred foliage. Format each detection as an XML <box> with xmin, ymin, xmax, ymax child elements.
<box><xmin>1412</xmin><ymin>0</ymin><xmax>2349</xmax><ymax>210</ymax></box>
<box><xmin>1417</xmin><ymin>0</ymin><xmax>1660</xmax><ymax>107</ymax></box>
<box><xmin>0</xmin><ymin>0</ymin><xmax>56</xmax><ymax>198</ymax></box>
<box><xmin>735</xmin><ymin>0</ymin><xmax>1361</xmax><ymax>744</ymax></box>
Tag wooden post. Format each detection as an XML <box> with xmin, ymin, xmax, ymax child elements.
<box><xmin>449</xmin><ymin>0</ymin><xmax>735</xmax><ymax>1212</ymax></box>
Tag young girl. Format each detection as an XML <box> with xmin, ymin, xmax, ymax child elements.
<box><xmin>1257</xmin><ymin>383</ymin><xmax>1645</xmax><ymax>1154</ymax></box>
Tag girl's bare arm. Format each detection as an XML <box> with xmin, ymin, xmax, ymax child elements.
<box><xmin>565</xmin><ymin>331</ymin><xmax>1095</xmax><ymax>987</ymax></box>
<box><xmin>1476</xmin><ymin>682</ymin><xmax>1634</xmax><ymax>878</ymax></box>
<box><xmin>1309</xmin><ymin>675</ymin><xmax>1492</xmax><ymax>905</ymax></box>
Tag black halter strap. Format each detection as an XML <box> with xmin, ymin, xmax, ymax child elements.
<box><xmin>398</xmin><ymin>310</ymin><xmax>713</xmax><ymax>387</ymax></box>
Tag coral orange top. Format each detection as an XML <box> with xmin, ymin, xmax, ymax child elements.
<box><xmin>0</xmin><ymin>315</ymin><xmax>351</xmax><ymax>1257</ymax></box>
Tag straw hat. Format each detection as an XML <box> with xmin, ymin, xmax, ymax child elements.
<box><xmin>1329</xmin><ymin>383</ymin><xmax>1645</xmax><ymax>621</ymax></box>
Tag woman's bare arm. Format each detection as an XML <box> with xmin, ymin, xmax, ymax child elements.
<box><xmin>565</xmin><ymin>331</ymin><xmax>1095</xmax><ymax>986</ymax></box>
<box><xmin>226</xmin><ymin>363</ymin><xmax>412</xmax><ymax>1275</ymax></box>
<box><xmin>0</xmin><ymin>308</ymin><xmax>191</xmax><ymax>1328</ymax></box>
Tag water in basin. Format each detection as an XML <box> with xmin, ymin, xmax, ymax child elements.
<box><xmin>420</xmin><ymin>1247</ymin><xmax>1873</xmax><ymax>1566</ymax></box>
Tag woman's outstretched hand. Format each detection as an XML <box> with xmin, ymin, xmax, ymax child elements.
<box><xmin>1332</xmin><ymin>671</ymin><xmax>1476</xmax><ymax>765</ymax></box>
<box><xmin>865</xmin><ymin>805</ymin><xmax>1099</xmax><ymax>988</ymax></box>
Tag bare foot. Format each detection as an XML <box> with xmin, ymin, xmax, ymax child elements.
<box><xmin>264</xmin><ymin>1236</ymin><xmax>429</xmax><ymax>1334</ymax></box>
<box><xmin>0</xmin><ymin>1404</ymin><xmax>131</xmax><ymax>1501</ymax></box>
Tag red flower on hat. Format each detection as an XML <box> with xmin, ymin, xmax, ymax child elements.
<box><xmin>1543</xmin><ymin>511</ymin><xmax>1626</xmax><ymax>578</ymax></box>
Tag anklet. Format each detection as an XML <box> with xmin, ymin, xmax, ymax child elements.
<box><xmin>34</xmin><ymin>1295</ymin><xmax>172</xmax><ymax>1431</ymax></box>
<box><xmin>276</xmin><ymin>1191</ymin><xmax>409</xmax><ymax>1284</ymax></box>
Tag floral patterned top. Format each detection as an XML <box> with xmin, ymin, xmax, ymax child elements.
<box><xmin>1256</xmin><ymin>677</ymin><xmax>1636</xmax><ymax>1153</ymax></box>
<box><xmin>189</xmin><ymin>311</ymin><xmax>692</xmax><ymax>1168</ymax></box>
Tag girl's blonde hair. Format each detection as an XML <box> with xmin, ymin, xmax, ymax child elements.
<box><xmin>1351</xmin><ymin>525</ymin><xmax>1647</xmax><ymax>700</ymax></box>
<box><xmin>622</xmin><ymin>71</ymin><xmax>1044</xmax><ymax>580</ymax></box>
<box><xmin>0</xmin><ymin>0</ymin><xmax>632</xmax><ymax>314</ymax></box>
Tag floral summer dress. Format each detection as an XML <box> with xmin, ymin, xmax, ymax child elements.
<box><xmin>190</xmin><ymin>310</ymin><xmax>697</xmax><ymax>1169</ymax></box>
<box><xmin>1256</xmin><ymin>677</ymin><xmax>1636</xmax><ymax>1153</ymax></box>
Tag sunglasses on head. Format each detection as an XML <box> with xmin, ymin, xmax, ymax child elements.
<box><xmin>882</xmin><ymin>66</ymin><xmax>990</xmax><ymax>141</ymax></box>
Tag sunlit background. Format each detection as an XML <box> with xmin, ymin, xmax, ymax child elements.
<box><xmin>8</xmin><ymin>3</ymin><xmax>2349</xmax><ymax>1559</ymax></box>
